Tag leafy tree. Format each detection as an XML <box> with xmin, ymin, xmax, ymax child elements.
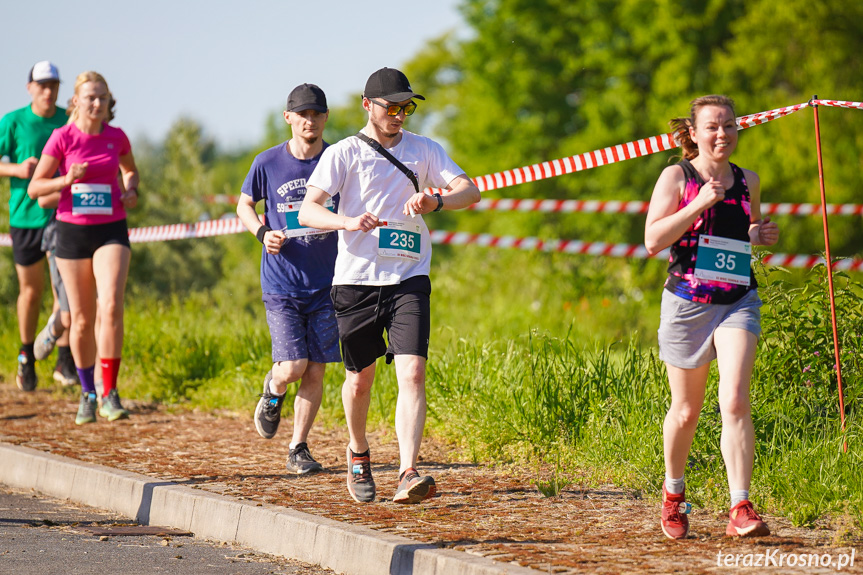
<box><xmin>405</xmin><ymin>0</ymin><xmax>863</xmax><ymax>255</ymax></box>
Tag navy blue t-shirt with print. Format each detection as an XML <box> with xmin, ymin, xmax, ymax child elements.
<box><xmin>241</xmin><ymin>141</ymin><xmax>338</xmax><ymax>296</ymax></box>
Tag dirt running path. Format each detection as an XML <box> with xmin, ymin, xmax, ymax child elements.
<box><xmin>0</xmin><ymin>384</ymin><xmax>859</xmax><ymax>574</ymax></box>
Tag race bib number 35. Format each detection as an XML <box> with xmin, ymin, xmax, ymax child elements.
<box><xmin>694</xmin><ymin>235</ymin><xmax>751</xmax><ymax>286</ymax></box>
<box><xmin>71</xmin><ymin>183</ymin><xmax>113</xmax><ymax>216</ymax></box>
<box><xmin>378</xmin><ymin>220</ymin><xmax>422</xmax><ymax>261</ymax></box>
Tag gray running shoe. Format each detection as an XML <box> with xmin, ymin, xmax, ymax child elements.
<box><xmin>16</xmin><ymin>351</ymin><xmax>37</xmax><ymax>392</ymax></box>
<box><xmin>75</xmin><ymin>392</ymin><xmax>98</xmax><ymax>425</ymax></box>
<box><xmin>254</xmin><ymin>371</ymin><xmax>284</xmax><ymax>439</ymax></box>
<box><xmin>33</xmin><ymin>313</ymin><xmax>59</xmax><ymax>360</ymax></box>
<box><xmin>286</xmin><ymin>443</ymin><xmax>324</xmax><ymax>475</ymax></box>
<box><xmin>98</xmin><ymin>389</ymin><xmax>130</xmax><ymax>421</ymax></box>
<box><xmin>346</xmin><ymin>446</ymin><xmax>376</xmax><ymax>503</ymax></box>
<box><xmin>393</xmin><ymin>467</ymin><xmax>436</xmax><ymax>504</ymax></box>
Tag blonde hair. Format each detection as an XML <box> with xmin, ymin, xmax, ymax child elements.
<box><xmin>670</xmin><ymin>95</ymin><xmax>736</xmax><ymax>160</ymax></box>
<box><xmin>66</xmin><ymin>71</ymin><xmax>116</xmax><ymax>124</ymax></box>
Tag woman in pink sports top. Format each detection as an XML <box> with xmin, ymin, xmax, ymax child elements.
<box><xmin>28</xmin><ymin>71</ymin><xmax>139</xmax><ymax>425</ymax></box>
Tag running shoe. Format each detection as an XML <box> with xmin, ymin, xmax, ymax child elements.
<box><xmin>75</xmin><ymin>392</ymin><xmax>98</xmax><ymax>425</ymax></box>
<box><xmin>98</xmin><ymin>389</ymin><xmax>130</xmax><ymax>421</ymax></box>
<box><xmin>393</xmin><ymin>467</ymin><xmax>437</xmax><ymax>504</ymax></box>
<box><xmin>660</xmin><ymin>482</ymin><xmax>691</xmax><ymax>540</ymax></box>
<box><xmin>33</xmin><ymin>313</ymin><xmax>59</xmax><ymax>360</ymax></box>
<box><xmin>346</xmin><ymin>446</ymin><xmax>376</xmax><ymax>503</ymax></box>
<box><xmin>254</xmin><ymin>371</ymin><xmax>284</xmax><ymax>439</ymax></box>
<box><xmin>725</xmin><ymin>500</ymin><xmax>770</xmax><ymax>537</ymax></box>
<box><xmin>53</xmin><ymin>350</ymin><xmax>79</xmax><ymax>386</ymax></box>
<box><xmin>16</xmin><ymin>350</ymin><xmax>37</xmax><ymax>392</ymax></box>
<box><xmin>286</xmin><ymin>443</ymin><xmax>324</xmax><ymax>475</ymax></box>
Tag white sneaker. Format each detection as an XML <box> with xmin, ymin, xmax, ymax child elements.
<box><xmin>33</xmin><ymin>313</ymin><xmax>59</xmax><ymax>360</ymax></box>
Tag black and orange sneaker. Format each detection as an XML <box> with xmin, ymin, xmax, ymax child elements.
<box><xmin>726</xmin><ymin>500</ymin><xmax>770</xmax><ymax>537</ymax></box>
<box><xmin>346</xmin><ymin>446</ymin><xmax>376</xmax><ymax>503</ymax></box>
<box><xmin>393</xmin><ymin>467</ymin><xmax>436</xmax><ymax>504</ymax></box>
<box><xmin>254</xmin><ymin>371</ymin><xmax>283</xmax><ymax>439</ymax></box>
<box><xmin>661</xmin><ymin>482</ymin><xmax>691</xmax><ymax>540</ymax></box>
<box><xmin>16</xmin><ymin>349</ymin><xmax>37</xmax><ymax>392</ymax></box>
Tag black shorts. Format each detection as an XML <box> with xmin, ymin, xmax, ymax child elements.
<box><xmin>10</xmin><ymin>226</ymin><xmax>47</xmax><ymax>266</ymax></box>
<box><xmin>55</xmin><ymin>219</ymin><xmax>131</xmax><ymax>260</ymax></box>
<box><xmin>330</xmin><ymin>275</ymin><xmax>431</xmax><ymax>373</ymax></box>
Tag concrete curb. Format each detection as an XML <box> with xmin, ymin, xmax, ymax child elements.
<box><xmin>0</xmin><ymin>443</ymin><xmax>540</xmax><ymax>575</ymax></box>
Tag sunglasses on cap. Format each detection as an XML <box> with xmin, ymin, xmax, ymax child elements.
<box><xmin>370</xmin><ymin>99</ymin><xmax>417</xmax><ymax>116</ymax></box>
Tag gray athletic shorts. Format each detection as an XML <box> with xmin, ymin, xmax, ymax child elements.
<box><xmin>657</xmin><ymin>288</ymin><xmax>762</xmax><ymax>369</ymax></box>
<box><xmin>41</xmin><ymin>219</ymin><xmax>70</xmax><ymax>313</ymax></box>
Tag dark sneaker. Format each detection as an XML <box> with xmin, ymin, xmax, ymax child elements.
<box><xmin>346</xmin><ymin>446</ymin><xmax>376</xmax><ymax>503</ymax></box>
<box><xmin>726</xmin><ymin>500</ymin><xmax>770</xmax><ymax>537</ymax></box>
<box><xmin>661</xmin><ymin>483</ymin><xmax>691</xmax><ymax>540</ymax></box>
<box><xmin>254</xmin><ymin>371</ymin><xmax>284</xmax><ymax>439</ymax></box>
<box><xmin>16</xmin><ymin>350</ymin><xmax>37</xmax><ymax>392</ymax></box>
<box><xmin>75</xmin><ymin>392</ymin><xmax>98</xmax><ymax>425</ymax></box>
<box><xmin>286</xmin><ymin>443</ymin><xmax>324</xmax><ymax>475</ymax></box>
<box><xmin>393</xmin><ymin>467</ymin><xmax>437</xmax><ymax>504</ymax></box>
<box><xmin>53</xmin><ymin>351</ymin><xmax>79</xmax><ymax>386</ymax></box>
<box><xmin>98</xmin><ymin>389</ymin><xmax>130</xmax><ymax>421</ymax></box>
<box><xmin>34</xmin><ymin>313</ymin><xmax>59</xmax><ymax>360</ymax></box>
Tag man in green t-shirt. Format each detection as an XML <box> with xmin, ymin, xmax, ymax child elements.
<box><xmin>0</xmin><ymin>61</ymin><xmax>76</xmax><ymax>392</ymax></box>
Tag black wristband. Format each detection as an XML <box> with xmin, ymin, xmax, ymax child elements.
<box><xmin>255</xmin><ymin>225</ymin><xmax>272</xmax><ymax>244</ymax></box>
<box><xmin>433</xmin><ymin>193</ymin><xmax>444</xmax><ymax>212</ymax></box>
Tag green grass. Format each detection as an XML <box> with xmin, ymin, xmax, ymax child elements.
<box><xmin>0</xmin><ymin>250</ymin><xmax>859</xmax><ymax>537</ymax></box>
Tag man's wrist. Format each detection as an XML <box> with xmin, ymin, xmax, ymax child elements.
<box><xmin>255</xmin><ymin>225</ymin><xmax>272</xmax><ymax>243</ymax></box>
<box><xmin>433</xmin><ymin>192</ymin><xmax>444</xmax><ymax>212</ymax></box>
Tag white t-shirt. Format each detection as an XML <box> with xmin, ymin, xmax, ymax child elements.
<box><xmin>307</xmin><ymin>129</ymin><xmax>464</xmax><ymax>286</ymax></box>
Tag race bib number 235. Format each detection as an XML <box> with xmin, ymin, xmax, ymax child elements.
<box><xmin>378</xmin><ymin>220</ymin><xmax>422</xmax><ymax>261</ymax></box>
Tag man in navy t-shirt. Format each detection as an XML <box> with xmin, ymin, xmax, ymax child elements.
<box><xmin>237</xmin><ymin>83</ymin><xmax>339</xmax><ymax>474</ymax></box>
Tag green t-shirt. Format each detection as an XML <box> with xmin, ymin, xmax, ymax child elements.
<box><xmin>0</xmin><ymin>104</ymin><xmax>67</xmax><ymax>229</ymax></box>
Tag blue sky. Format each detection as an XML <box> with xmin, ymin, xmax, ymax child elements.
<box><xmin>1</xmin><ymin>0</ymin><xmax>464</xmax><ymax>150</ymax></box>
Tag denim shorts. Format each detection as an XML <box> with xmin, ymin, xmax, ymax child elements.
<box><xmin>263</xmin><ymin>288</ymin><xmax>341</xmax><ymax>364</ymax></box>
<box><xmin>657</xmin><ymin>288</ymin><xmax>762</xmax><ymax>369</ymax></box>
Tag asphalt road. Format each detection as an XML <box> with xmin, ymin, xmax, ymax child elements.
<box><xmin>0</xmin><ymin>486</ymin><xmax>334</xmax><ymax>575</ymax></box>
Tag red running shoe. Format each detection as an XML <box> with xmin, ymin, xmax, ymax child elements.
<box><xmin>726</xmin><ymin>500</ymin><xmax>770</xmax><ymax>537</ymax></box>
<box><xmin>661</xmin><ymin>483</ymin><xmax>690</xmax><ymax>540</ymax></box>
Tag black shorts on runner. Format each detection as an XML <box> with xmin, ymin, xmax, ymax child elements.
<box><xmin>330</xmin><ymin>274</ymin><xmax>431</xmax><ymax>373</ymax></box>
<box><xmin>10</xmin><ymin>226</ymin><xmax>47</xmax><ymax>266</ymax></box>
<box><xmin>55</xmin><ymin>219</ymin><xmax>131</xmax><ymax>260</ymax></box>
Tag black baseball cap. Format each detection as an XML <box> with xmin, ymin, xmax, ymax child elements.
<box><xmin>363</xmin><ymin>68</ymin><xmax>425</xmax><ymax>102</ymax></box>
<box><xmin>286</xmin><ymin>83</ymin><xmax>328</xmax><ymax>113</ymax></box>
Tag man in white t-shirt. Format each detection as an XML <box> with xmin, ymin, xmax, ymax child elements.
<box><xmin>300</xmin><ymin>67</ymin><xmax>480</xmax><ymax>504</ymax></box>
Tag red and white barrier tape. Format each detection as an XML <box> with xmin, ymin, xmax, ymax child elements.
<box><xmin>196</xmin><ymin>99</ymin><xmax>860</xmax><ymax>203</ymax></box>
<box><xmin>427</xmin><ymin>230</ymin><xmax>863</xmax><ymax>271</ymax></box>
<box><xmin>3</xmin><ymin>99</ymin><xmax>861</xmax><ymax>263</ymax></box>
<box><xmin>465</xmin><ymin>198</ymin><xmax>863</xmax><ymax>216</ymax></box>
<box><xmin>1</xmin><ymin>217</ymin><xmax>859</xmax><ymax>271</ymax></box>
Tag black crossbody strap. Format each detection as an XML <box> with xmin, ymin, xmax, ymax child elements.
<box><xmin>354</xmin><ymin>132</ymin><xmax>420</xmax><ymax>194</ymax></box>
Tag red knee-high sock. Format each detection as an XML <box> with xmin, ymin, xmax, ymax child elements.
<box><xmin>100</xmin><ymin>357</ymin><xmax>121</xmax><ymax>396</ymax></box>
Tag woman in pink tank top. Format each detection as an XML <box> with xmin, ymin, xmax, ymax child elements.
<box><xmin>28</xmin><ymin>71</ymin><xmax>139</xmax><ymax>425</ymax></box>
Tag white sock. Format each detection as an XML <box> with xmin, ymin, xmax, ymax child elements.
<box><xmin>665</xmin><ymin>474</ymin><xmax>685</xmax><ymax>495</ymax></box>
<box><xmin>730</xmin><ymin>489</ymin><xmax>749</xmax><ymax>507</ymax></box>
<box><xmin>268</xmin><ymin>381</ymin><xmax>284</xmax><ymax>397</ymax></box>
